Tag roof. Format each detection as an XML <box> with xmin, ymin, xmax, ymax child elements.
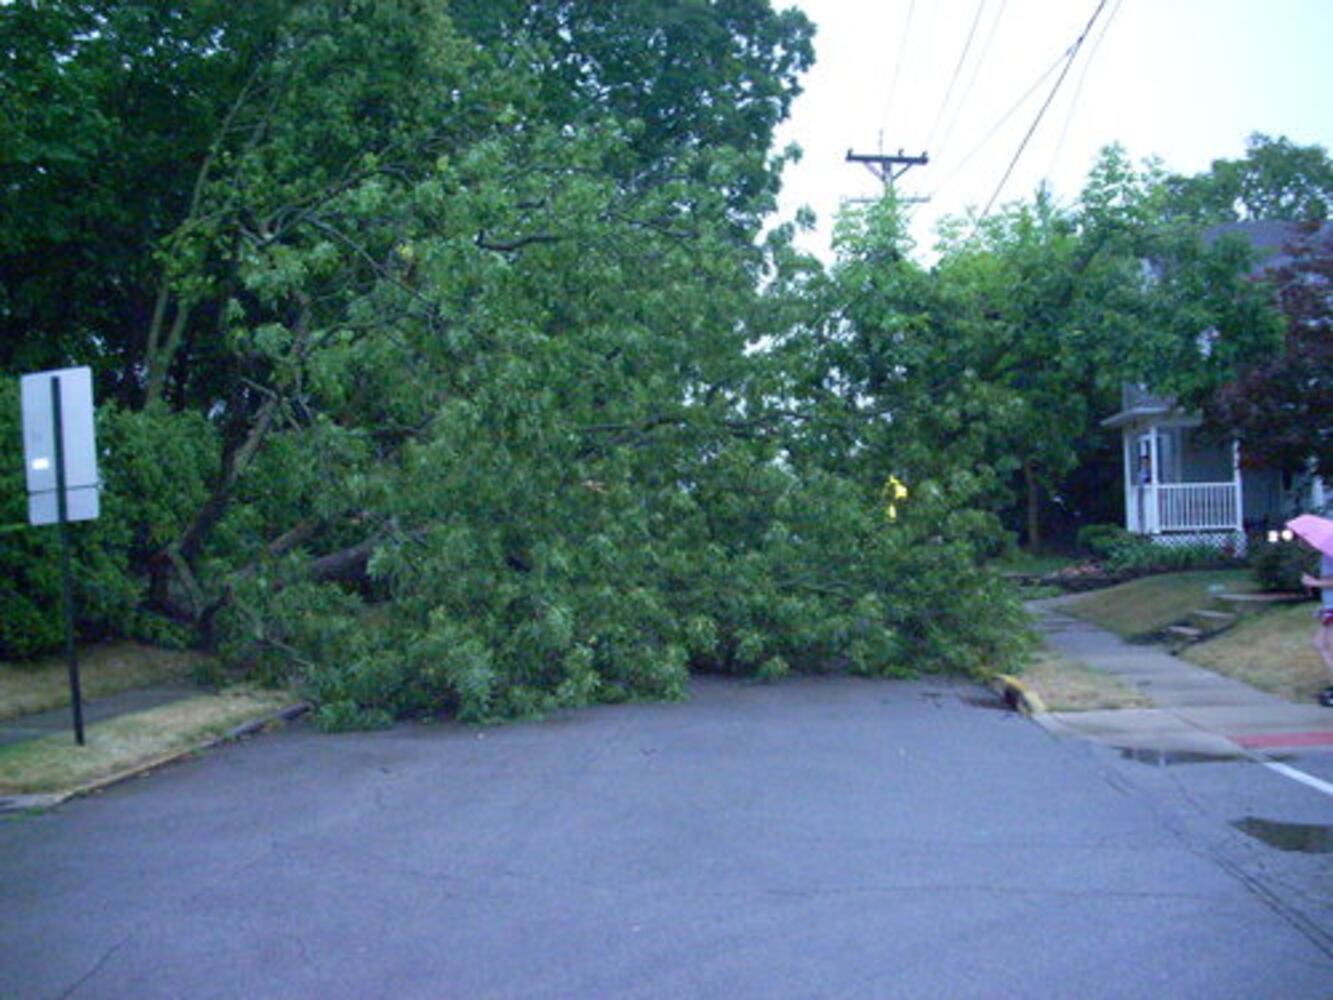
<box><xmin>1105</xmin><ymin>220</ymin><xmax>1332</xmax><ymax>426</ymax></box>
<box><xmin>1102</xmin><ymin>384</ymin><xmax>1176</xmax><ymax>428</ymax></box>
<box><xmin>1101</xmin><ymin>403</ymin><xmax>1173</xmax><ymax>429</ymax></box>
<box><xmin>1202</xmin><ymin>219</ymin><xmax>1333</xmax><ymax>274</ymax></box>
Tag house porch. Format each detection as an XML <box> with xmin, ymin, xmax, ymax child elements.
<box><xmin>1103</xmin><ymin>387</ymin><xmax>1245</xmax><ymax>551</ymax></box>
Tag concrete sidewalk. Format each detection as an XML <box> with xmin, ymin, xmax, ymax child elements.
<box><xmin>1029</xmin><ymin>597</ymin><xmax>1333</xmax><ymax>756</ymax></box>
<box><xmin>0</xmin><ymin>683</ymin><xmax>204</xmax><ymax>749</ymax></box>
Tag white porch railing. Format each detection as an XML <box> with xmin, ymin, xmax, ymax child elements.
<box><xmin>1155</xmin><ymin>483</ymin><xmax>1238</xmax><ymax>531</ymax></box>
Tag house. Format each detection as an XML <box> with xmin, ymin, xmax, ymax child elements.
<box><xmin>1102</xmin><ymin>221</ymin><xmax>1330</xmax><ymax>552</ymax></box>
<box><xmin>1101</xmin><ymin>384</ymin><xmax>1324</xmax><ymax>553</ymax></box>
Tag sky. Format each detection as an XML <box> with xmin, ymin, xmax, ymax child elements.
<box><xmin>771</xmin><ymin>0</ymin><xmax>1333</xmax><ymax>261</ymax></box>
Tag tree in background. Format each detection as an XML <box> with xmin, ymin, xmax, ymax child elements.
<box><xmin>837</xmin><ymin>148</ymin><xmax>1165</xmax><ymax>550</ymax></box>
<box><xmin>1163</xmin><ymin>133</ymin><xmax>1333</xmax><ymax>226</ymax></box>
<box><xmin>817</xmin><ymin>141</ymin><xmax>1298</xmax><ymax>553</ymax></box>
<box><xmin>1205</xmin><ymin>224</ymin><xmax>1332</xmax><ymax>480</ymax></box>
<box><xmin>921</xmin><ymin>141</ymin><xmax>1319</xmax><ymax>549</ymax></box>
<box><xmin>1156</xmin><ymin>137</ymin><xmax>1332</xmax><ymax>485</ymax></box>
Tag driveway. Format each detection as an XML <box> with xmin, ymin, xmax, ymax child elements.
<box><xmin>2</xmin><ymin>675</ymin><xmax>1330</xmax><ymax>998</ymax></box>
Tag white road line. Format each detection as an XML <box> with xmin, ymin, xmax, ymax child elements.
<box><xmin>1261</xmin><ymin>760</ymin><xmax>1333</xmax><ymax>798</ymax></box>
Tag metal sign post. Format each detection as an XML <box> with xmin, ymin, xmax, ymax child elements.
<box><xmin>52</xmin><ymin>377</ymin><xmax>85</xmax><ymax>744</ymax></box>
<box><xmin>21</xmin><ymin>367</ymin><xmax>100</xmax><ymax>746</ymax></box>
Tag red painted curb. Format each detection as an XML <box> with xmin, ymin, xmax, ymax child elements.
<box><xmin>1231</xmin><ymin>731</ymin><xmax>1333</xmax><ymax>749</ymax></box>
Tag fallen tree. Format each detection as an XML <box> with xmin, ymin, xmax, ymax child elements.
<box><xmin>1</xmin><ymin>1</ymin><xmax>1034</xmax><ymax>725</ymax></box>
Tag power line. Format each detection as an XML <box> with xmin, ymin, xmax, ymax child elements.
<box><xmin>1043</xmin><ymin>0</ymin><xmax>1124</xmax><ymax>181</ymax></box>
<box><xmin>925</xmin><ymin>0</ymin><xmax>988</xmax><ymax>153</ymax></box>
<box><xmin>978</xmin><ymin>0</ymin><xmax>1111</xmax><ymax>221</ymax></box>
<box><xmin>880</xmin><ymin>0</ymin><xmax>916</xmax><ymax>134</ymax></box>
<box><xmin>934</xmin><ymin>0</ymin><xmax>1007</xmax><ymax>166</ymax></box>
<box><xmin>929</xmin><ymin>47</ymin><xmax>1069</xmax><ymax>199</ymax></box>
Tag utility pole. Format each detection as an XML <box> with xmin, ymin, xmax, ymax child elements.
<box><xmin>845</xmin><ymin>149</ymin><xmax>930</xmax><ymax>205</ymax></box>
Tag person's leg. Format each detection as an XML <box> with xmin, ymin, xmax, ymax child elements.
<box><xmin>1317</xmin><ymin>616</ymin><xmax>1333</xmax><ymax>705</ymax></box>
<box><xmin>1318</xmin><ymin>624</ymin><xmax>1333</xmax><ymax>670</ymax></box>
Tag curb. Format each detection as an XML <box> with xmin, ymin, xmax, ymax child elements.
<box><xmin>0</xmin><ymin>701</ymin><xmax>311</xmax><ymax>815</ymax></box>
<box><xmin>992</xmin><ymin>674</ymin><xmax>1046</xmax><ymax>716</ymax></box>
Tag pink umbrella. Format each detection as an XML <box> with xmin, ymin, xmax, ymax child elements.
<box><xmin>1286</xmin><ymin>514</ymin><xmax>1333</xmax><ymax>556</ymax></box>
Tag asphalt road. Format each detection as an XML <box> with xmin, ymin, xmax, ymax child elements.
<box><xmin>3</xmin><ymin>675</ymin><xmax>1331</xmax><ymax>999</ymax></box>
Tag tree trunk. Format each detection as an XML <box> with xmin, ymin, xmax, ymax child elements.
<box><xmin>142</xmin><ymin>62</ymin><xmax>264</xmax><ymax>406</ymax></box>
<box><xmin>306</xmin><ymin>537</ymin><xmax>380</xmax><ymax>586</ymax></box>
<box><xmin>1024</xmin><ymin>458</ymin><xmax>1042</xmax><ymax>550</ymax></box>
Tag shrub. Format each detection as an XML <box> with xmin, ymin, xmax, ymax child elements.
<box><xmin>0</xmin><ymin>388</ymin><xmax>219</xmax><ymax>659</ymax></box>
<box><xmin>0</xmin><ymin>385</ymin><xmax>134</xmax><ymax>658</ymax></box>
<box><xmin>1101</xmin><ymin>537</ymin><xmax>1237</xmax><ymax>575</ymax></box>
<box><xmin>1076</xmin><ymin>523</ymin><xmax>1132</xmax><ymax>560</ymax></box>
<box><xmin>1248</xmin><ymin>540</ymin><xmax>1316</xmax><ymax>592</ymax></box>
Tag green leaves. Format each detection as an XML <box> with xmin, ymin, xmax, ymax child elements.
<box><xmin>4</xmin><ymin>1</ymin><xmax>1041</xmax><ymax>725</ymax></box>
<box><xmin>1163</xmin><ymin>133</ymin><xmax>1333</xmax><ymax>225</ymax></box>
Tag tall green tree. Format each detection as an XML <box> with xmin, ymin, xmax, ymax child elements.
<box><xmin>871</xmin><ymin>145</ymin><xmax>1291</xmax><ymax>548</ymax></box>
<box><xmin>0</xmin><ymin>0</ymin><xmax>300</xmax><ymax>385</ymax></box>
<box><xmin>844</xmin><ymin>149</ymin><xmax>1166</xmax><ymax>548</ymax></box>
<box><xmin>1159</xmin><ymin>136</ymin><xmax>1333</xmax><ymax>481</ymax></box>
<box><xmin>1163</xmin><ymin>132</ymin><xmax>1333</xmax><ymax>225</ymax></box>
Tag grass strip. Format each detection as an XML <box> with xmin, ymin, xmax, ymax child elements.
<box><xmin>0</xmin><ymin>688</ymin><xmax>295</xmax><ymax>796</ymax></box>
<box><xmin>1017</xmin><ymin>651</ymin><xmax>1151</xmax><ymax>713</ymax></box>
<box><xmin>1184</xmin><ymin>602</ymin><xmax>1329</xmax><ymax>704</ymax></box>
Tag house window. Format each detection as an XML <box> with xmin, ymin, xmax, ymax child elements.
<box><xmin>1159</xmin><ymin>429</ymin><xmax>1180</xmax><ymax>483</ymax></box>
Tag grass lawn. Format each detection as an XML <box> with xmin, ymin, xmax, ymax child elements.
<box><xmin>1058</xmin><ymin>569</ymin><xmax>1260</xmax><ymax>638</ymax></box>
<box><xmin>0</xmin><ymin>642</ymin><xmax>212</xmax><ymax>721</ymax></box>
<box><xmin>1184</xmin><ymin>602</ymin><xmax>1329</xmax><ymax>704</ymax></box>
<box><xmin>1051</xmin><ymin>569</ymin><xmax>1325</xmax><ymax>705</ymax></box>
<box><xmin>1016</xmin><ymin>651</ymin><xmax>1151</xmax><ymax>712</ymax></box>
<box><xmin>0</xmin><ymin>688</ymin><xmax>296</xmax><ymax>796</ymax></box>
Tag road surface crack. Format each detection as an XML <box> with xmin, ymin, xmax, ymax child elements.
<box><xmin>59</xmin><ymin>935</ymin><xmax>132</xmax><ymax>999</ymax></box>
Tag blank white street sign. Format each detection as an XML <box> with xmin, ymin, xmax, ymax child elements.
<box><xmin>21</xmin><ymin>366</ymin><xmax>100</xmax><ymax>525</ymax></box>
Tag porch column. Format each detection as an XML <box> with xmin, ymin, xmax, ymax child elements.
<box><xmin>1122</xmin><ymin>430</ymin><xmax>1136</xmax><ymax>532</ymax></box>
<box><xmin>1147</xmin><ymin>426</ymin><xmax>1161</xmax><ymax>534</ymax></box>
<box><xmin>1231</xmin><ymin>439</ymin><xmax>1244</xmax><ymax>535</ymax></box>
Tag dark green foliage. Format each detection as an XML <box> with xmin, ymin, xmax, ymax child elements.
<box><xmin>0</xmin><ymin>384</ymin><xmax>213</xmax><ymax>658</ymax></box>
<box><xmin>1248</xmin><ymin>540</ymin><xmax>1317</xmax><ymax>592</ymax></box>
<box><xmin>1163</xmin><ymin>133</ymin><xmax>1333</xmax><ymax>226</ymax></box>
<box><xmin>0</xmin><ymin>396</ymin><xmax>130</xmax><ymax>659</ymax></box>
<box><xmin>0</xmin><ymin>0</ymin><xmax>268</xmax><ymax>389</ymax></box>
<box><xmin>314</xmin><ymin>701</ymin><xmax>394</xmax><ymax>733</ymax></box>
<box><xmin>1101</xmin><ymin>538</ymin><xmax>1239</xmax><ymax>575</ymax></box>
<box><xmin>1077</xmin><ymin>523</ymin><xmax>1133</xmax><ymax>560</ymax></box>
<box><xmin>446</xmin><ymin>0</ymin><xmax>815</xmax><ymax>225</ymax></box>
<box><xmin>1160</xmin><ymin>138</ymin><xmax>1332</xmax><ymax>475</ymax></box>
